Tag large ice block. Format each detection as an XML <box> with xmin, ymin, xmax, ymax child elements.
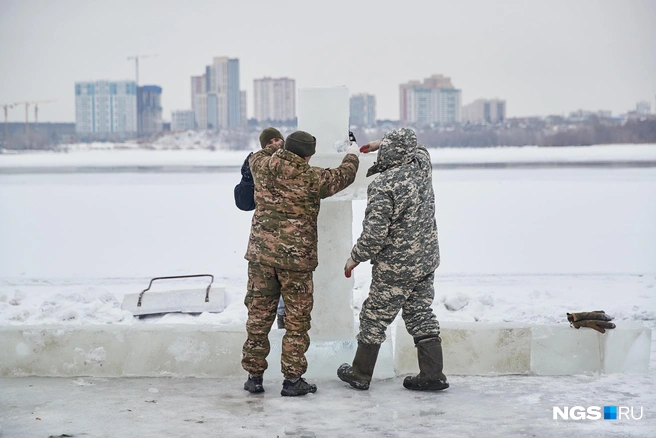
<box><xmin>602</xmin><ymin>322</ymin><xmax>652</xmax><ymax>374</ymax></box>
<box><xmin>297</xmin><ymin>86</ymin><xmax>369</xmax><ymax>340</ymax></box>
<box><xmin>312</xmin><ymin>200</ymin><xmax>355</xmax><ymax>340</ymax></box>
<box><xmin>531</xmin><ymin>321</ymin><xmax>652</xmax><ymax>375</ymax></box>
<box><xmin>1</xmin><ymin>322</ymin><xmax>650</xmax><ymax>377</ymax></box>
<box><xmin>395</xmin><ymin>322</ymin><xmax>651</xmax><ymax>376</ymax></box>
<box><xmin>297</xmin><ymin>86</ymin><xmax>350</xmax><ymax>155</ymax></box>
<box><xmin>395</xmin><ymin>321</ymin><xmax>532</xmax><ymax>376</ymax></box>
<box><xmin>0</xmin><ymin>325</ymin><xmax>395</xmax><ymax>379</ymax></box>
<box><xmin>297</xmin><ymin>86</ymin><xmax>377</xmax><ymax>201</ymax></box>
<box><xmin>1</xmin><ymin>325</ymin><xmax>246</xmax><ymax>378</ymax></box>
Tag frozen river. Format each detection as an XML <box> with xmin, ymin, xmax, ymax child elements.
<box><xmin>1</xmin><ymin>167</ymin><xmax>655</xmax><ymax>280</ymax></box>
<box><xmin>1</xmin><ymin>152</ymin><xmax>655</xmax><ymax>437</ymax></box>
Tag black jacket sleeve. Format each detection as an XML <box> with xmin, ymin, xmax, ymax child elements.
<box><xmin>234</xmin><ymin>153</ymin><xmax>256</xmax><ymax>211</ymax></box>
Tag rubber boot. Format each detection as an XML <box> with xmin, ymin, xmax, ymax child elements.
<box><xmin>403</xmin><ymin>337</ymin><xmax>449</xmax><ymax>391</ymax></box>
<box><xmin>337</xmin><ymin>343</ymin><xmax>381</xmax><ymax>390</ymax></box>
<box><xmin>280</xmin><ymin>377</ymin><xmax>317</xmax><ymax>396</ymax></box>
<box><xmin>277</xmin><ymin>314</ymin><xmax>285</xmax><ymax>329</ymax></box>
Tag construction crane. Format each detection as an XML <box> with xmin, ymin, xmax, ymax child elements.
<box><xmin>32</xmin><ymin>100</ymin><xmax>57</xmax><ymax>125</ymax></box>
<box><xmin>12</xmin><ymin>100</ymin><xmax>56</xmax><ymax>146</ymax></box>
<box><xmin>126</xmin><ymin>54</ymin><xmax>157</xmax><ymax>86</ymax></box>
<box><xmin>2</xmin><ymin>103</ymin><xmax>17</xmax><ymax>145</ymax></box>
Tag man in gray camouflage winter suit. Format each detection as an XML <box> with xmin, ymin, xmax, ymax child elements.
<box><xmin>337</xmin><ymin>127</ymin><xmax>449</xmax><ymax>392</ymax></box>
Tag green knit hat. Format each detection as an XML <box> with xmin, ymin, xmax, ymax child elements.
<box><xmin>284</xmin><ymin>130</ymin><xmax>316</xmax><ymax>157</ymax></box>
<box><xmin>259</xmin><ymin>127</ymin><xmax>284</xmax><ymax>148</ymax></box>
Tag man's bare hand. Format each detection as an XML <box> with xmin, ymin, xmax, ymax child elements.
<box><xmin>344</xmin><ymin>257</ymin><xmax>359</xmax><ymax>278</ymax></box>
<box><xmin>360</xmin><ymin>140</ymin><xmax>381</xmax><ymax>153</ymax></box>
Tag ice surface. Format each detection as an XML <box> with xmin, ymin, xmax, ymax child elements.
<box><xmin>2</xmin><ymin>375</ymin><xmax>655</xmax><ymax>437</ymax></box>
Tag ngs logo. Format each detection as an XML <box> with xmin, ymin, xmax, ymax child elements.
<box><xmin>553</xmin><ymin>406</ymin><xmax>643</xmax><ymax>420</ymax></box>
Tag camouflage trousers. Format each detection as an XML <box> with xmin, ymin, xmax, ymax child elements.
<box><xmin>357</xmin><ymin>268</ymin><xmax>440</xmax><ymax>345</ymax></box>
<box><xmin>241</xmin><ymin>262</ymin><xmax>314</xmax><ymax>379</ymax></box>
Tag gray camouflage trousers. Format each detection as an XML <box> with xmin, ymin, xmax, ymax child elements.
<box><xmin>357</xmin><ymin>268</ymin><xmax>440</xmax><ymax>345</ymax></box>
<box><xmin>241</xmin><ymin>262</ymin><xmax>314</xmax><ymax>379</ymax></box>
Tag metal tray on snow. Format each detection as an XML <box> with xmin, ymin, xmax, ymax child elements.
<box><xmin>121</xmin><ymin>274</ymin><xmax>225</xmax><ymax>317</ymax></box>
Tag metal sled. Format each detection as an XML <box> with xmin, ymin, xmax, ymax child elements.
<box><xmin>121</xmin><ymin>274</ymin><xmax>226</xmax><ymax>317</ymax></box>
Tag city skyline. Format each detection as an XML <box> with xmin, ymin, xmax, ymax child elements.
<box><xmin>1</xmin><ymin>0</ymin><xmax>654</xmax><ymax>123</ymax></box>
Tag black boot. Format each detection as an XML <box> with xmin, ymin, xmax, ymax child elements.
<box><xmin>403</xmin><ymin>337</ymin><xmax>449</xmax><ymax>391</ymax></box>
<box><xmin>244</xmin><ymin>374</ymin><xmax>264</xmax><ymax>393</ymax></box>
<box><xmin>337</xmin><ymin>343</ymin><xmax>381</xmax><ymax>390</ymax></box>
<box><xmin>277</xmin><ymin>314</ymin><xmax>285</xmax><ymax>329</ymax></box>
<box><xmin>280</xmin><ymin>377</ymin><xmax>317</xmax><ymax>396</ymax></box>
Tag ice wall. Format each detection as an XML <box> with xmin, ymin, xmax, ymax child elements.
<box><xmin>1</xmin><ymin>323</ymin><xmax>649</xmax><ymax>377</ymax></box>
<box><xmin>394</xmin><ymin>321</ymin><xmax>651</xmax><ymax>375</ymax></box>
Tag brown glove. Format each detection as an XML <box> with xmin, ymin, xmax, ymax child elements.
<box><xmin>570</xmin><ymin>319</ymin><xmax>616</xmax><ymax>334</ymax></box>
<box><xmin>567</xmin><ymin>310</ymin><xmax>613</xmax><ymax>323</ymax></box>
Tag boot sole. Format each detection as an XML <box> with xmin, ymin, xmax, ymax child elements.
<box><xmin>403</xmin><ymin>382</ymin><xmax>449</xmax><ymax>391</ymax></box>
<box><xmin>244</xmin><ymin>385</ymin><xmax>264</xmax><ymax>393</ymax></box>
<box><xmin>280</xmin><ymin>388</ymin><xmax>317</xmax><ymax>397</ymax></box>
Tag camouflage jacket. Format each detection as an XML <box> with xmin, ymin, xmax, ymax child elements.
<box><xmin>351</xmin><ymin>128</ymin><xmax>440</xmax><ymax>278</ymax></box>
<box><xmin>245</xmin><ymin>144</ymin><xmax>359</xmax><ymax>272</ymax></box>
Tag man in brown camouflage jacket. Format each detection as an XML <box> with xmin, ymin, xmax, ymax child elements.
<box><xmin>242</xmin><ymin>130</ymin><xmax>360</xmax><ymax>397</ymax></box>
<box><xmin>337</xmin><ymin>127</ymin><xmax>449</xmax><ymax>392</ymax></box>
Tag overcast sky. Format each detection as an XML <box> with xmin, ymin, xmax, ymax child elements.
<box><xmin>1</xmin><ymin>0</ymin><xmax>655</xmax><ymax>123</ymax></box>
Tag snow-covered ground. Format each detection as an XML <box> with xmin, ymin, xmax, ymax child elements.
<box><xmin>1</xmin><ymin>145</ymin><xmax>655</xmax><ymax>436</ymax></box>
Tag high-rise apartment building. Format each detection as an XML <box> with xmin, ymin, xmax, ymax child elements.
<box><xmin>253</xmin><ymin>77</ymin><xmax>296</xmax><ymax>122</ymax></box>
<box><xmin>137</xmin><ymin>85</ymin><xmax>163</xmax><ymax>135</ymax></box>
<box><xmin>349</xmin><ymin>94</ymin><xmax>376</xmax><ymax>127</ymax></box>
<box><xmin>191</xmin><ymin>57</ymin><xmax>242</xmax><ymax>130</ymax></box>
<box><xmin>240</xmin><ymin>91</ymin><xmax>247</xmax><ymax>125</ymax></box>
<box><xmin>462</xmin><ymin>99</ymin><xmax>506</xmax><ymax>124</ymax></box>
<box><xmin>75</xmin><ymin>80</ymin><xmax>138</xmax><ymax>136</ymax></box>
<box><xmin>636</xmin><ymin>101</ymin><xmax>652</xmax><ymax>115</ymax></box>
<box><xmin>171</xmin><ymin>110</ymin><xmax>195</xmax><ymax>132</ymax></box>
<box><xmin>191</xmin><ymin>75</ymin><xmax>206</xmax><ymax>129</ymax></box>
<box><xmin>399</xmin><ymin>74</ymin><xmax>461</xmax><ymax>125</ymax></box>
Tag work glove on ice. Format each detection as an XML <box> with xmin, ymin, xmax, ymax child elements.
<box><xmin>567</xmin><ymin>310</ymin><xmax>616</xmax><ymax>334</ymax></box>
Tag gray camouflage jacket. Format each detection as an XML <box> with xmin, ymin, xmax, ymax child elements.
<box><xmin>351</xmin><ymin>128</ymin><xmax>440</xmax><ymax>278</ymax></box>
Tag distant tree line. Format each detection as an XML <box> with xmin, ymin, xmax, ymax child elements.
<box><xmin>2</xmin><ymin>118</ymin><xmax>656</xmax><ymax>151</ymax></box>
<box><xmin>413</xmin><ymin>118</ymin><xmax>656</xmax><ymax>148</ymax></box>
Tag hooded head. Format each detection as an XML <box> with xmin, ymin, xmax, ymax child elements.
<box><xmin>259</xmin><ymin>127</ymin><xmax>284</xmax><ymax>148</ymax></box>
<box><xmin>366</xmin><ymin>128</ymin><xmax>417</xmax><ymax>177</ymax></box>
<box><xmin>284</xmin><ymin>130</ymin><xmax>317</xmax><ymax>157</ymax></box>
